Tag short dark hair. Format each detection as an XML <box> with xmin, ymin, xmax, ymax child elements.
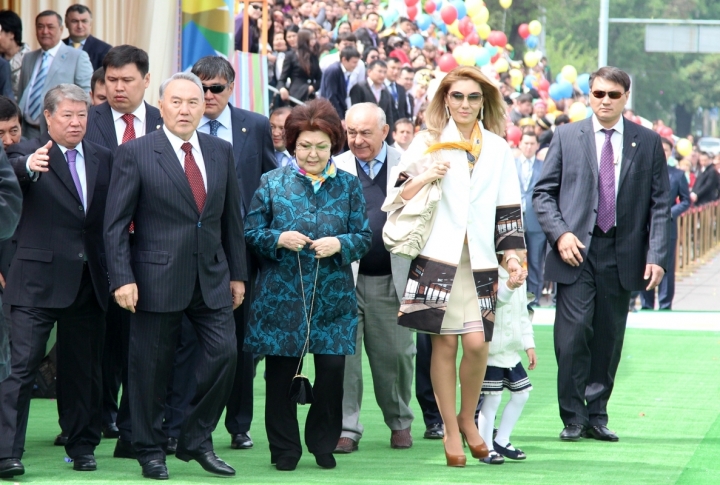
<box><xmin>0</xmin><ymin>11</ymin><xmax>22</xmax><ymax>46</ymax></box>
<box><xmin>0</xmin><ymin>95</ymin><xmax>20</xmax><ymax>122</ymax></box>
<box><xmin>103</xmin><ymin>45</ymin><xmax>150</xmax><ymax>77</ymax></box>
<box><xmin>36</xmin><ymin>10</ymin><xmax>62</xmax><ymax>25</ymax></box>
<box><xmin>366</xmin><ymin>12</ymin><xmax>380</xmax><ymax>20</ymax></box>
<box><xmin>340</xmin><ymin>47</ymin><xmax>360</xmax><ymax>61</ymax></box>
<box><xmin>699</xmin><ymin>151</ymin><xmax>711</xmax><ymax>159</ymax></box>
<box><xmin>521</xmin><ymin>131</ymin><xmax>539</xmax><ymax>142</ymax></box>
<box><xmin>401</xmin><ymin>66</ymin><xmax>415</xmax><ymax>76</ymax></box>
<box><xmin>555</xmin><ymin>114</ymin><xmax>570</xmax><ymax>126</ymax></box>
<box><xmin>660</xmin><ymin>137</ymin><xmax>673</xmax><ymax>150</ymax></box>
<box><xmin>191</xmin><ymin>55</ymin><xmax>235</xmax><ymax>84</ymax></box>
<box><xmin>270</xmin><ymin>106</ymin><xmax>292</xmax><ymax>120</ymax></box>
<box><xmin>337</xmin><ymin>32</ymin><xmax>356</xmax><ymax>44</ymax></box>
<box><xmin>66</xmin><ymin>4</ymin><xmax>91</xmax><ymax>17</ymax></box>
<box><xmin>517</xmin><ymin>93</ymin><xmax>533</xmax><ymax>105</ymax></box>
<box><xmin>91</xmin><ymin>67</ymin><xmax>105</xmax><ymax>92</ymax></box>
<box><xmin>367</xmin><ymin>59</ymin><xmax>387</xmax><ymax>71</ymax></box>
<box><xmin>590</xmin><ymin>66</ymin><xmax>631</xmax><ymax>92</ymax></box>
<box><xmin>393</xmin><ymin>118</ymin><xmax>413</xmax><ymax>130</ymax></box>
<box><xmin>386</xmin><ymin>57</ymin><xmax>401</xmax><ymax>66</ymax></box>
<box><xmin>284</xmin><ymin>99</ymin><xmax>346</xmax><ymax>156</ymax></box>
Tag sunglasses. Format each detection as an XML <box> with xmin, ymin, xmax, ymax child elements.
<box><xmin>448</xmin><ymin>91</ymin><xmax>483</xmax><ymax>106</ymax></box>
<box><xmin>202</xmin><ymin>83</ymin><xmax>229</xmax><ymax>94</ymax></box>
<box><xmin>591</xmin><ymin>90</ymin><xmax>625</xmax><ymax>100</ymax></box>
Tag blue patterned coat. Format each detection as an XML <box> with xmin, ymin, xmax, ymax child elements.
<box><xmin>243</xmin><ymin>165</ymin><xmax>372</xmax><ymax>357</ymax></box>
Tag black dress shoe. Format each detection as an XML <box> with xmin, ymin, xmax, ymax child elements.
<box><xmin>559</xmin><ymin>424</ymin><xmax>585</xmax><ymax>441</ymax></box>
<box><xmin>54</xmin><ymin>434</ymin><xmax>68</xmax><ymax>446</ymax></box>
<box><xmin>423</xmin><ymin>423</ymin><xmax>444</xmax><ymax>440</ymax></box>
<box><xmin>114</xmin><ymin>438</ymin><xmax>137</xmax><ymax>459</ymax></box>
<box><xmin>72</xmin><ymin>454</ymin><xmax>97</xmax><ymax>471</ymax></box>
<box><xmin>493</xmin><ymin>441</ymin><xmax>526</xmax><ymax>460</ymax></box>
<box><xmin>165</xmin><ymin>437</ymin><xmax>178</xmax><ymax>455</ymax></box>
<box><xmin>314</xmin><ymin>453</ymin><xmax>336</xmax><ymax>469</ymax></box>
<box><xmin>175</xmin><ymin>450</ymin><xmax>235</xmax><ymax>476</ymax></box>
<box><xmin>230</xmin><ymin>432</ymin><xmax>253</xmax><ymax>449</ymax></box>
<box><xmin>0</xmin><ymin>458</ymin><xmax>24</xmax><ymax>478</ymax></box>
<box><xmin>142</xmin><ymin>459</ymin><xmax>169</xmax><ymax>480</ymax></box>
<box><xmin>583</xmin><ymin>425</ymin><xmax>619</xmax><ymax>442</ymax></box>
<box><xmin>275</xmin><ymin>456</ymin><xmax>298</xmax><ymax>471</ymax></box>
<box><xmin>103</xmin><ymin>423</ymin><xmax>120</xmax><ymax>439</ymax></box>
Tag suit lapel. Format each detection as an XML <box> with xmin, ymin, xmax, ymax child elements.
<box><xmin>145</xmin><ymin>102</ymin><xmax>163</xmax><ymax>133</ymax></box>
<box><xmin>230</xmin><ymin>106</ymin><xmax>246</xmax><ymax>171</ymax></box>
<box><xmin>198</xmin><ymin>134</ymin><xmax>217</xmax><ymax>215</ymax></box>
<box><xmin>579</xmin><ymin>119</ymin><xmax>599</xmax><ymax>184</ymax></box>
<box><xmin>48</xmin><ymin>140</ymin><xmax>82</xmax><ymax>205</ymax></box>
<box><xmin>618</xmin><ymin>123</ymin><xmax>639</xmax><ymax>192</ymax></box>
<box><xmin>45</xmin><ymin>44</ymin><xmax>69</xmax><ymax>87</ymax></box>
<box><xmin>96</xmin><ymin>103</ymin><xmax>119</xmax><ymax>148</ymax></box>
<box><xmin>154</xmin><ymin>131</ymin><xmax>199</xmax><ymax>214</ymax></box>
<box><xmin>83</xmin><ymin>141</ymin><xmax>99</xmax><ymax>210</ymax></box>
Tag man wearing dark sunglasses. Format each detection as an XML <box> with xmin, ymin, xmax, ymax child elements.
<box><xmin>534</xmin><ymin>66</ymin><xmax>670</xmax><ymax>444</ymax></box>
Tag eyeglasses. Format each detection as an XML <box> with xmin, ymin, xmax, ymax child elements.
<box><xmin>202</xmin><ymin>84</ymin><xmax>229</xmax><ymax>94</ymax></box>
<box><xmin>448</xmin><ymin>91</ymin><xmax>483</xmax><ymax>106</ymax></box>
<box><xmin>591</xmin><ymin>90</ymin><xmax>625</xmax><ymax>100</ymax></box>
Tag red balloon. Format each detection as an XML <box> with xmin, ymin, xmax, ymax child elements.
<box><xmin>440</xmin><ymin>5</ymin><xmax>457</xmax><ymax>25</ymax></box>
<box><xmin>424</xmin><ymin>0</ymin><xmax>436</xmax><ymax>14</ymax></box>
<box><xmin>437</xmin><ymin>53</ymin><xmax>459</xmax><ymax>73</ymax></box>
<box><xmin>518</xmin><ymin>23</ymin><xmax>530</xmax><ymax>39</ymax></box>
<box><xmin>506</xmin><ymin>126</ymin><xmax>522</xmax><ymax>146</ymax></box>
<box><xmin>487</xmin><ymin>30</ymin><xmax>508</xmax><ymax>47</ymax></box>
<box><xmin>659</xmin><ymin>126</ymin><xmax>673</xmax><ymax>138</ymax></box>
<box><xmin>459</xmin><ymin>17</ymin><xmax>474</xmax><ymax>37</ymax></box>
<box><xmin>407</xmin><ymin>5</ymin><xmax>418</xmax><ymax>20</ymax></box>
<box><xmin>466</xmin><ymin>32</ymin><xmax>480</xmax><ymax>45</ymax></box>
<box><xmin>490</xmin><ymin>52</ymin><xmax>501</xmax><ymax>63</ymax></box>
<box><xmin>538</xmin><ymin>78</ymin><xmax>550</xmax><ymax>91</ymax></box>
<box><xmin>404</xmin><ymin>0</ymin><xmax>419</xmax><ymax>5</ymax></box>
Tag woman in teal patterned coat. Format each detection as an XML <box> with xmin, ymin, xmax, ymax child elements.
<box><xmin>244</xmin><ymin>99</ymin><xmax>371</xmax><ymax>472</ymax></box>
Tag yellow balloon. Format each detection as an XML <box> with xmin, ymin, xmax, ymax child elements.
<box><xmin>471</xmin><ymin>6</ymin><xmax>490</xmax><ymax>25</ymax></box>
<box><xmin>524</xmin><ymin>50</ymin><xmax>539</xmax><ymax>67</ymax></box>
<box><xmin>569</xmin><ymin>102</ymin><xmax>587</xmax><ymax>122</ymax></box>
<box><xmin>466</xmin><ymin>0</ymin><xmax>484</xmax><ymax>18</ymax></box>
<box><xmin>546</xmin><ymin>99</ymin><xmax>556</xmax><ymax>113</ymax></box>
<box><xmin>476</xmin><ymin>23</ymin><xmax>491</xmax><ymax>40</ymax></box>
<box><xmin>676</xmin><ymin>138</ymin><xmax>693</xmax><ymax>157</ymax></box>
<box><xmin>494</xmin><ymin>58</ymin><xmax>509</xmax><ymax>73</ymax></box>
<box><xmin>528</xmin><ymin>20</ymin><xmax>542</xmax><ymax>36</ymax></box>
<box><xmin>561</xmin><ymin>65</ymin><xmax>578</xmax><ymax>84</ymax></box>
<box><xmin>448</xmin><ymin>20</ymin><xmax>464</xmax><ymax>39</ymax></box>
<box><xmin>499</xmin><ymin>0</ymin><xmax>512</xmax><ymax>8</ymax></box>
<box><xmin>509</xmin><ymin>68</ymin><xmax>523</xmax><ymax>88</ymax></box>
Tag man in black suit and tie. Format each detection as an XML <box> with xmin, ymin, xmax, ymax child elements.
<box><xmin>63</xmin><ymin>5</ymin><xmax>111</xmax><ymax>71</ymax></box>
<box><xmin>533</xmin><ymin>67</ymin><xmax>670</xmax><ymax>443</ymax></box>
<box><xmin>0</xmin><ymin>84</ymin><xmax>113</xmax><ymax>477</ymax></box>
<box><xmin>104</xmin><ymin>72</ymin><xmax>246</xmax><ymax>480</ymax></box>
<box><xmin>84</xmin><ymin>45</ymin><xmax>163</xmax><ymax>454</ymax></box>
<box><xmin>320</xmin><ymin>47</ymin><xmax>360</xmax><ymax>121</ymax></box>
<box><xmin>384</xmin><ymin>57</ymin><xmax>408</xmax><ymax>126</ymax></box>
<box><xmin>398</xmin><ymin>67</ymin><xmax>415</xmax><ymax>121</ymax></box>
<box><xmin>350</xmin><ymin>60</ymin><xmax>394</xmax><ymax>144</ymax></box>
<box><xmin>690</xmin><ymin>151</ymin><xmax>720</xmax><ymax>206</ymax></box>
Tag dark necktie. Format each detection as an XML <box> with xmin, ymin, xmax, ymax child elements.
<box><xmin>181</xmin><ymin>142</ymin><xmax>206</xmax><ymax>213</ymax></box>
<box><xmin>597</xmin><ymin>128</ymin><xmax>615</xmax><ymax>232</ymax></box>
<box><xmin>208</xmin><ymin>119</ymin><xmax>220</xmax><ymax>136</ymax></box>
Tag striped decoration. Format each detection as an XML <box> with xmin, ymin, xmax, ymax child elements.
<box><xmin>230</xmin><ymin>50</ymin><xmax>269</xmax><ymax>116</ymax></box>
<box><xmin>181</xmin><ymin>0</ymin><xmax>234</xmax><ymax>70</ymax></box>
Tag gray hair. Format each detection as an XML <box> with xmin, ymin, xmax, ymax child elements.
<box><xmin>43</xmin><ymin>83</ymin><xmax>91</xmax><ymax>114</ymax></box>
<box><xmin>345</xmin><ymin>102</ymin><xmax>386</xmax><ymax>129</ymax></box>
<box><xmin>159</xmin><ymin>72</ymin><xmax>204</xmax><ymax>99</ymax></box>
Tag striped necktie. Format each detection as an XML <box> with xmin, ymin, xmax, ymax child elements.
<box><xmin>28</xmin><ymin>52</ymin><xmax>50</xmax><ymax>122</ymax></box>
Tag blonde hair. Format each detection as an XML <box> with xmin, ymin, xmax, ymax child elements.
<box><xmin>425</xmin><ymin>66</ymin><xmax>507</xmax><ymax>140</ymax></box>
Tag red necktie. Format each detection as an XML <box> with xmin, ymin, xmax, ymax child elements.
<box><xmin>122</xmin><ymin>113</ymin><xmax>137</xmax><ymax>233</ymax></box>
<box><xmin>181</xmin><ymin>142</ymin><xmax>206</xmax><ymax>213</ymax></box>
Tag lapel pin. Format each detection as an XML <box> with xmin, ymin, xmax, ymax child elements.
<box><xmin>242</xmin><ymin>127</ymin><xmax>246</xmax><ymax>132</ymax></box>
<box><xmin>632</xmin><ymin>142</ymin><xmax>636</xmax><ymax>147</ymax></box>
<box><xmin>156</xmin><ymin>125</ymin><xmax>160</xmax><ymax>129</ymax></box>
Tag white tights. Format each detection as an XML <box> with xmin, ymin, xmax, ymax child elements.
<box><xmin>478</xmin><ymin>391</ymin><xmax>529</xmax><ymax>450</ymax></box>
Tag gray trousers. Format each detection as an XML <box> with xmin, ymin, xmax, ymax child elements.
<box><xmin>340</xmin><ymin>274</ymin><xmax>415</xmax><ymax>441</ymax></box>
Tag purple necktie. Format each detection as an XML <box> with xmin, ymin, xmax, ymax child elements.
<box><xmin>597</xmin><ymin>129</ymin><xmax>615</xmax><ymax>232</ymax></box>
<box><xmin>65</xmin><ymin>149</ymin><xmax>85</xmax><ymax>209</ymax></box>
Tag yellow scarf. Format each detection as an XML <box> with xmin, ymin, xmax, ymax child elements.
<box><xmin>424</xmin><ymin>123</ymin><xmax>483</xmax><ymax>171</ymax></box>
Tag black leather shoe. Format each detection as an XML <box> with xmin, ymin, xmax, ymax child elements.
<box><xmin>114</xmin><ymin>439</ymin><xmax>136</xmax><ymax>459</ymax></box>
<box><xmin>493</xmin><ymin>441</ymin><xmax>526</xmax><ymax>460</ymax></box>
<box><xmin>175</xmin><ymin>450</ymin><xmax>235</xmax><ymax>476</ymax></box>
<box><xmin>54</xmin><ymin>434</ymin><xmax>68</xmax><ymax>446</ymax></box>
<box><xmin>583</xmin><ymin>425</ymin><xmax>619</xmax><ymax>442</ymax></box>
<box><xmin>72</xmin><ymin>454</ymin><xmax>97</xmax><ymax>471</ymax></box>
<box><xmin>103</xmin><ymin>423</ymin><xmax>120</xmax><ymax>439</ymax></box>
<box><xmin>275</xmin><ymin>456</ymin><xmax>298</xmax><ymax>471</ymax></box>
<box><xmin>423</xmin><ymin>423</ymin><xmax>444</xmax><ymax>440</ymax></box>
<box><xmin>230</xmin><ymin>432</ymin><xmax>253</xmax><ymax>449</ymax></box>
<box><xmin>314</xmin><ymin>453</ymin><xmax>336</xmax><ymax>469</ymax></box>
<box><xmin>141</xmin><ymin>459</ymin><xmax>169</xmax><ymax>480</ymax></box>
<box><xmin>165</xmin><ymin>437</ymin><xmax>178</xmax><ymax>455</ymax></box>
<box><xmin>0</xmin><ymin>458</ymin><xmax>24</xmax><ymax>478</ymax></box>
<box><xmin>559</xmin><ymin>424</ymin><xmax>585</xmax><ymax>441</ymax></box>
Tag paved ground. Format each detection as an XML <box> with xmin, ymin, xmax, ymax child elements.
<box><xmin>673</xmin><ymin>252</ymin><xmax>720</xmax><ymax>311</ymax></box>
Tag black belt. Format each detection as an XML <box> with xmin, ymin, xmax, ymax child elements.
<box><xmin>593</xmin><ymin>225</ymin><xmax>616</xmax><ymax>238</ymax></box>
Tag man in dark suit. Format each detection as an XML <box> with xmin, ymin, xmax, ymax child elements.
<box><xmin>63</xmin><ymin>5</ymin><xmax>111</xmax><ymax>71</ymax></box>
<box><xmin>690</xmin><ymin>151</ymin><xmax>720</xmax><ymax>206</ymax></box>
<box><xmin>84</xmin><ymin>45</ymin><xmax>163</xmax><ymax>454</ymax></box>
<box><xmin>0</xmin><ymin>84</ymin><xmax>112</xmax><ymax>477</ymax></box>
<box><xmin>350</xmin><ymin>60</ymin><xmax>394</xmax><ymax>144</ymax></box>
<box><xmin>641</xmin><ymin>138</ymin><xmax>690</xmax><ymax>310</ymax></box>
<box><xmin>104</xmin><ymin>72</ymin><xmax>246</xmax><ymax>480</ymax></box>
<box><xmin>384</xmin><ymin>57</ymin><xmax>408</xmax><ymax>126</ymax></box>
<box><xmin>354</xmin><ymin>12</ymin><xmax>380</xmax><ymax>49</ymax></box>
<box><xmin>533</xmin><ymin>67</ymin><xmax>670</xmax><ymax>443</ymax></box>
<box><xmin>516</xmin><ymin>132</ymin><xmax>546</xmax><ymax>306</ymax></box>
<box><xmin>320</xmin><ymin>47</ymin><xmax>360</xmax><ymax>121</ymax></box>
<box><xmin>398</xmin><ymin>67</ymin><xmax>415</xmax><ymax>121</ymax></box>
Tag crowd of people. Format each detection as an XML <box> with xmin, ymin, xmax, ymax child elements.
<box><xmin>0</xmin><ymin>0</ymin><xmax>712</xmax><ymax>481</ymax></box>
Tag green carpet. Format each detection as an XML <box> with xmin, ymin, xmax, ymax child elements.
<box><xmin>10</xmin><ymin>326</ymin><xmax>720</xmax><ymax>484</ymax></box>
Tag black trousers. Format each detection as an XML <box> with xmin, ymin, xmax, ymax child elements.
<box><xmin>0</xmin><ymin>266</ymin><xmax>105</xmax><ymax>459</ymax></box>
<box><xmin>128</xmin><ymin>279</ymin><xmax>237</xmax><ymax>464</ymax></box>
<box><xmin>101</xmin><ymin>300</ymin><xmax>124</xmax><ymax>427</ymax></box>
<box><xmin>116</xmin><ymin>307</ymin><xmax>132</xmax><ymax>441</ymax></box>
<box><xmin>641</xmin><ymin>238</ymin><xmax>676</xmax><ymax>310</ymax></box>
<box><xmin>265</xmin><ymin>354</ymin><xmax>344</xmax><ymax>462</ymax></box>
<box><xmin>415</xmin><ymin>333</ymin><xmax>441</xmax><ymax>427</ymax></box>
<box><xmin>163</xmin><ymin>315</ymin><xmax>198</xmax><ymax>439</ymax></box>
<box><xmin>525</xmin><ymin>230</ymin><xmax>548</xmax><ymax>305</ymax></box>
<box><xmin>554</xmin><ymin>230</ymin><xmax>631</xmax><ymax>427</ymax></box>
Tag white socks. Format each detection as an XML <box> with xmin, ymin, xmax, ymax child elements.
<box><xmin>478</xmin><ymin>394</ymin><xmax>502</xmax><ymax>449</ymax></box>
<box><xmin>494</xmin><ymin>391</ymin><xmax>530</xmax><ymax>449</ymax></box>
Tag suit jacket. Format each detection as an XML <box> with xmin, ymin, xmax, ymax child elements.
<box><xmin>104</xmin><ymin>129</ymin><xmax>247</xmax><ymax>312</ymax></box>
<box><xmin>533</xmin><ymin>117</ymin><xmax>670</xmax><ymax>291</ymax></box>
<box><xmin>0</xmin><ymin>57</ymin><xmax>14</xmax><ymax>101</ymax></box>
<box><xmin>515</xmin><ymin>155</ymin><xmax>544</xmax><ymax>233</ymax></box>
<box><xmin>349</xmin><ymin>81</ymin><xmax>395</xmax><ymax>144</ymax></box>
<box><xmin>692</xmin><ymin>165</ymin><xmax>720</xmax><ymax>205</ymax></box>
<box><xmin>278</xmin><ymin>50</ymin><xmax>321</xmax><ymax>102</ymax></box>
<box><xmin>4</xmin><ymin>134</ymin><xmax>112</xmax><ymax>310</ymax></box>
<box><xmin>386</xmin><ymin>81</ymin><xmax>407</xmax><ymax>124</ymax></box>
<box><xmin>0</xmin><ymin>148</ymin><xmax>21</xmax><ymax>241</ymax></box>
<box><xmin>18</xmin><ymin>43</ymin><xmax>93</xmax><ymax>115</ymax></box>
<box><xmin>63</xmin><ymin>35</ymin><xmax>112</xmax><ymax>71</ymax></box>
<box><xmin>668</xmin><ymin>166</ymin><xmax>690</xmax><ymax>240</ymax></box>
<box><xmin>85</xmin><ymin>101</ymin><xmax>163</xmax><ymax>152</ymax></box>
<box><xmin>404</xmin><ymin>92</ymin><xmax>415</xmax><ymax>120</ymax></box>
<box><xmin>333</xmin><ymin>145</ymin><xmax>410</xmax><ymax>302</ymax></box>
<box><xmin>320</xmin><ymin>61</ymin><xmax>348</xmax><ymax>120</ymax></box>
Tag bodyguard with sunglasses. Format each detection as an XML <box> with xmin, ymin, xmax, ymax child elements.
<box><xmin>533</xmin><ymin>67</ymin><xmax>670</xmax><ymax>443</ymax></box>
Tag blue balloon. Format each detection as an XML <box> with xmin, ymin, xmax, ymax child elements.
<box><xmin>410</xmin><ymin>33</ymin><xmax>425</xmax><ymax>48</ymax></box>
<box><xmin>524</xmin><ymin>74</ymin><xmax>537</xmax><ymax>89</ymax></box>
<box><xmin>432</xmin><ymin>12</ymin><xmax>444</xmax><ymax>26</ymax></box>
<box><xmin>384</xmin><ymin>7</ymin><xmax>399</xmax><ymax>26</ymax></box>
<box><xmin>548</xmin><ymin>83</ymin><xmax>563</xmax><ymax>102</ymax></box>
<box><xmin>416</xmin><ymin>14</ymin><xmax>432</xmax><ymax>31</ymax></box>
<box><xmin>586</xmin><ymin>106</ymin><xmax>593</xmax><ymax>118</ymax></box>
<box><xmin>577</xmin><ymin>73</ymin><xmax>590</xmax><ymax>95</ymax></box>
<box><xmin>435</xmin><ymin>0</ymin><xmax>443</xmax><ymax>10</ymax></box>
<box><xmin>484</xmin><ymin>42</ymin><xmax>498</xmax><ymax>56</ymax></box>
<box><xmin>437</xmin><ymin>22</ymin><xmax>447</xmax><ymax>34</ymax></box>
<box><xmin>556</xmin><ymin>72</ymin><xmax>564</xmax><ymax>84</ymax></box>
<box><xmin>525</xmin><ymin>35</ymin><xmax>538</xmax><ymax>49</ymax></box>
<box><xmin>558</xmin><ymin>80</ymin><xmax>574</xmax><ymax>99</ymax></box>
<box><xmin>451</xmin><ymin>0</ymin><xmax>467</xmax><ymax>20</ymax></box>
<box><xmin>475</xmin><ymin>48</ymin><xmax>491</xmax><ymax>66</ymax></box>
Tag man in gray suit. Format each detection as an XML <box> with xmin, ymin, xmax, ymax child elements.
<box><xmin>533</xmin><ymin>67</ymin><xmax>670</xmax><ymax>443</ymax></box>
<box><xmin>333</xmin><ymin>103</ymin><xmax>414</xmax><ymax>453</ymax></box>
<box><xmin>18</xmin><ymin>10</ymin><xmax>92</xmax><ymax>139</ymax></box>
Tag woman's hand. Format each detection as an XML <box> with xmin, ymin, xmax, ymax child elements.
<box><xmin>278</xmin><ymin>231</ymin><xmax>313</xmax><ymax>251</ymax></box>
<box><xmin>526</xmin><ymin>348</ymin><xmax>537</xmax><ymax>370</ymax></box>
<box><xmin>279</xmin><ymin>87</ymin><xmax>289</xmax><ymax>101</ymax></box>
<box><xmin>506</xmin><ymin>269</ymin><xmax>527</xmax><ymax>289</ymax></box>
<box><xmin>310</xmin><ymin>237</ymin><xmax>341</xmax><ymax>259</ymax></box>
<box><xmin>422</xmin><ymin>159</ymin><xmax>451</xmax><ymax>183</ymax></box>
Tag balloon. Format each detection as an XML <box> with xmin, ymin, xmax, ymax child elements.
<box><xmin>555</xmin><ymin>73</ymin><xmax>564</xmax><ymax>84</ymax></box>
<box><xmin>487</xmin><ymin>30</ymin><xmax>508</xmax><ymax>47</ymax></box>
<box><xmin>424</xmin><ymin>0</ymin><xmax>437</xmax><ymax>14</ymax></box>
<box><xmin>528</xmin><ymin>20</ymin><xmax>542</xmax><ymax>36</ymax></box>
<box><xmin>474</xmin><ymin>47</ymin><xmax>491</xmax><ymax>66</ymax></box>
<box><xmin>440</xmin><ymin>5</ymin><xmax>457</xmax><ymax>24</ymax></box>
<box><xmin>509</xmin><ymin>68</ymin><xmax>523</xmax><ymax>88</ymax></box>
<box><xmin>523</xmin><ymin>74</ymin><xmax>538</xmax><ymax>89</ymax></box>
<box><xmin>471</xmin><ymin>6</ymin><xmax>490</xmax><ymax>25</ymax></box>
<box><xmin>438</xmin><ymin>53</ymin><xmax>459</xmax><ymax>72</ymax></box>
<box><xmin>435</xmin><ymin>0</ymin><xmax>443</xmax><ymax>9</ymax></box>
<box><xmin>494</xmin><ymin>58</ymin><xmax>509</xmax><ymax>73</ymax></box>
<box><xmin>576</xmin><ymin>73</ymin><xmax>590</xmax><ymax>95</ymax></box>
<box><xmin>451</xmin><ymin>0</ymin><xmax>467</xmax><ymax>20</ymax></box>
<box><xmin>561</xmin><ymin>65</ymin><xmax>578</xmax><ymax>84</ymax></box>
<box><xmin>455</xmin><ymin>45</ymin><xmax>476</xmax><ymax>66</ymax></box>
<box><xmin>447</xmin><ymin>19</ymin><xmax>463</xmax><ymax>38</ymax></box>
<box><xmin>409</xmin><ymin>33</ymin><xmax>425</xmax><ymax>48</ymax></box>
<box><xmin>525</xmin><ymin>35</ymin><xmax>538</xmax><ymax>49</ymax></box>
<box><xmin>518</xmin><ymin>23</ymin><xmax>530</xmax><ymax>39</ymax></box>
<box><xmin>676</xmin><ymin>138</ymin><xmax>693</xmax><ymax>157</ymax></box>
<box><xmin>523</xmin><ymin>50</ymin><xmax>539</xmax><ymax>67</ymax></box>
<box><xmin>559</xmin><ymin>80</ymin><xmax>574</xmax><ymax>98</ymax></box>
<box><xmin>569</xmin><ymin>102</ymin><xmax>588</xmax><ymax>122</ymax></box>
<box><xmin>466</xmin><ymin>32</ymin><xmax>480</xmax><ymax>45</ymax></box>
<box><xmin>404</xmin><ymin>0</ymin><xmax>419</xmax><ymax>5</ymax></box>
<box><xmin>549</xmin><ymin>81</ymin><xmax>573</xmax><ymax>101</ymax></box>
<box><xmin>407</xmin><ymin>5</ymin><xmax>418</xmax><ymax>20</ymax></box>
<box><xmin>477</xmin><ymin>23</ymin><xmax>491</xmax><ymax>40</ymax></box>
<box><xmin>499</xmin><ymin>0</ymin><xmax>513</xmax><ymax>8</ymax></box>
<box><xmin>659</xmin><ymin>126</ymin><xmax>674</xmax><ymax>138</ymax></box>
<box><xmin>466</xmin><ymin>0</ymin><xmax>484</xmax><ymax>18</ymax></box>
<box><xmin>538</xmin><ymin>77</ymin><xmax>550</xmax><ymax>92</ymax></box>
<box><xmin>416</xmin><ymin>13</ymin><xmax>432</xmax><ymax>31</ymax></box>
<box><xmin>459</xmin><ymin>16</ymin><xmax>474</xmax><ymax>36</ymax></box>
<box><xmin>506</xmin><ymin>126</ymin><xmax>522</xmax><ymax>146</ymax></box>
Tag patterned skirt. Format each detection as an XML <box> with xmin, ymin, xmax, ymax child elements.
<box><xmin>481</xmin><ymin>362</ymin><xmax>533</xmax><ymax>395</ymax></box>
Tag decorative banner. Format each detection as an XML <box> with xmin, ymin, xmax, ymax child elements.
<box><xmin>231</xmin><ymin>51</ymin><xmax>269</xmax><ymax>115</ymax></box>
<box><xmin>181</xmin><ymin>0</ymin><xmax>234</xmax><ymax>71</ymax></box>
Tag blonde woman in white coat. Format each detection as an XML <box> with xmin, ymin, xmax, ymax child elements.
<box><xmin>384</xmin><ymin>66</ymin><xmax>526</xmax><ymax>467</ymax></box>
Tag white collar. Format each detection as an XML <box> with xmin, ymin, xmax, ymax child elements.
<box><xmin>163</xmin><ymin>125</ymin><xmax>200</xmax><ymax>153</ymax></box>
<box><xmin>43</xmin><ymin>41</ymin><xmax>63</xmax><ymax>57</ymax></box>
<box><xmin>592</xmin><ymin>114</ymin><xmax>624</xmax><ymax>135</ymax></box>
<box><xmin>201</xmin><ymin>104</ymin><xmax>232</xmax><ymax>129</ymax></box>
<box><xmin>111</xmin><ymin>102</ymin><xmax>146</xmax><ymax>123</ymax></box>
<box><xmin>57</xmin><ymin>141</ymin><xmax>84</xmax><ymax>157</ymax></box>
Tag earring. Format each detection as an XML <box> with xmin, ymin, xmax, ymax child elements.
<box><xmin>445</xmin><ymin>105</ymin><xmax>451</xmax><ymax>118</ymax></box>
<box><xmin>480</xmin><ymin>106</ymin><xmax>484</xmax><ymax>120</ymax></box>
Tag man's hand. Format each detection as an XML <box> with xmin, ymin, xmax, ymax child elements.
<box><xmin>557</xmin><ymin>232</ymin><xmax>586</xmax><ymax>267</ymax></box>
<box><xmin>114</xmin><ymin>283</ymin><xmax>138</xmax><ymax>313</ymax></box>
<box><xmin>231</xmin><ymin>281</ymin><xmax>245</xmax><ymax>309</ymax></box>
<box><xmin>0</xmin><ymin>271</ymin><xmax>5</xmax><ymax>289</ymax></box>
<box><xmin>690</xmin><ymin>192</ymin><xmax>698</xmax><ymax>203</ymax></box>
<box><xmin>644</xmin><ymin>264</ymin><xmax>665</xmax><ymax>291</ymax></box>
<box><xmin>28</xmin><ymin>140</ymin><xmax>53</xmax><ymax>173</ymax></box>
<box><xmin>526</xmin><ymin>348</ymin><xmax>537</xmax><ymax>370</ymax></box>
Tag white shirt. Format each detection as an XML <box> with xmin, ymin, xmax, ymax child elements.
<box><xmin>111</xmin><ymin>102</ymin><xmax>147</xmax><ymax>145</ymax></box>
<box><xmin>392</xmin><ymin>142</ymin><xmax>406</xmax><ymax>154</ymax></box>
<box><xmin>320</xmin><ymin>51</ymin><xmax>340</xmax><ymax>71</ymax></box>
<box><xmin>369</xmin><ymin>82</ymin><xmax>384</xmax><ymax>103</ymax></box>
<box><xmin>163</xmin><ymin>126</ymin><xmax>207</xmax><ymax>191</ymax></box>
<box><xmin>518</xmin><ymin>156</ymin><xmax>534</xmax><ymax>212</ymax></box>
<box><xmin>592</xmin><ymin>114</ymin><xmax>623</xmax><ymax>198</ymax></box>
<box><xmin>198</xmin><ymin>104</ymin><xmax>233</xmax><ymax>146</ymax></box>
<box><xmin>24</xmin><ymin>42</ymin><xmax>63</xmax><ymax>122</ymax></box>
<box><xmin>58</xmin><ymin>142</ymin><xmax>88</xmax><ymax>212</ymax></box>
